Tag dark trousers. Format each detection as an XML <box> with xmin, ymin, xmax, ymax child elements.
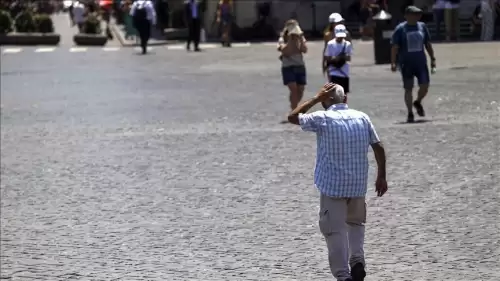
<box><xmin>136</xmin><ymin>20</ymin><xmax>151</xmax><ymax>53</ymax></box>
<box><xmin>433</xmin><ymin>9</ymin><xmax>444</xmax><ymax>40</ymax></box>
<box><xmin>187</xmin><ymin>18</ymin><xmax>201</xmax><ymax>49</ymax></box>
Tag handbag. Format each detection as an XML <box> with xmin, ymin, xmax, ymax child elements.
<box><xmin>328</xmin><ymin>42</ymin><xmax>347</xmax><ymax>68</ymax></box>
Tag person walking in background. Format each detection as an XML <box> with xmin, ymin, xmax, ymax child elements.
<box><xmin>184</xmin><ymin>0</ymin><xmax>204</xmax><ymax>52</ymax></box>
<box><xmin>122</xmin><ymin>0</ymin><xmax>137</xmax><ymax>40</ymax></box>
<box><xmin>471</xmin><ymin>2</ymin><xmax>482</xmax><ymax>39</ymax></box>
<box><xmin>71</xmin><ymin>0</ymin><xmax>85</xmax><ymax>33</ymax></box>
<box><xmin>287</xmin><ymin>82</ymin><xmax>388</xmax><ymax>281</ymax></box>
<box><xmin>130</xmin><ymin>0</ymin><xmax>156</xmax><ymax>54</ymax></box>
<box><xmin>391</xmin><ymin>6</ymin><xmax>437</xmax><ymax>123</ymax></box>
<box><xmin>480</xmin><ymin>0</ymin><xmax>496</xmax><ymax>40</ymax></box>
<box><xmin>216</xmin><ymin>0</ymin><xmax>233</xmax><ymax>47</ymax></box>
<box><xmin>277</xmin><ymin>20</ymin><xmax>308</xmax><ymax>114</ymax></box>
<box><xmin>433</xmin><ymin>0</ymin><xmax>446</xmax><ymax>40</ymax></box>
<box><xmin>155</xmin><ymin>0</ymin><xmax>169</xmax><ymax>33</ymax></box>
<box><xmin>444</xmin><ymin>0</ymin><xmax>460</xmax><ymax>41</ymax></box>
<box><xmin>322</xmin><ymin>13</ymin><xmax>351</xmax><ymax>75</ymax></box>
<box><xmin>359</xmin><ymin>0</ymin><xmax>375</xmax><ymax>39</ymax></box>
<box><xmin>324</xmin><ymin>24</ymin><xmax>353</xmax><ymax>102</ymax></box>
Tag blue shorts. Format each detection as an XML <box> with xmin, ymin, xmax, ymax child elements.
<box><xmin>281</xmin><ymin>65</ymin><xmax>307</xmax><ymax>86</ymax></box>
<box><xmin>400</xmin><ymin>63</ymin><xmax>430</xmax><ymax>89</ymax></box>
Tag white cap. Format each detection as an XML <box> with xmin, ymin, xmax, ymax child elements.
<box><xmin>334</xmin><ymin>24</ymin><xmax>347</xmax><ymax>38</ymax></box>
<box><xmin>328</xmin><ymin>13</ymin><xmax>344</xmax><ymax>23</ymax></box>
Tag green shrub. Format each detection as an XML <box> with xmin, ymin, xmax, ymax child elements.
<box><xmin>34</xmin><ymin>14</ymin><xmax>54</xmax><ymax>33</ymax></box>
<box><xmin>83</xmin><ymin>14</ymin><xmax>101</xmax><ymax>34</ymax></box>
<box><xmin>0</xmin><ymin>9</ymin><xmax>13</xmax><ymax>34</ymax></box>
<box><xmin>14</xmin><ymin>10</ymin><xmax>36</xmax><ymax>33</ymax></box>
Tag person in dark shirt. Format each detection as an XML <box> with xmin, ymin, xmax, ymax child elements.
<box><xmin>390</xmin><ymin>6</ymin><xmax>436</xmax><ymax>123</ymax></box>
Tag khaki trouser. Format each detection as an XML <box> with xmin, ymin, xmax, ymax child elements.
<box><xmin>319</xmin><ymin>195</ymin><xmax>366</xmax><ymax>281</ymax></box>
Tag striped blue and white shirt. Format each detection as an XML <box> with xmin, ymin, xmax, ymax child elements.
<box><xmin>299</xmin><ymin>104</ymin><xmax>380</xmax><ymax>198</ymax></box>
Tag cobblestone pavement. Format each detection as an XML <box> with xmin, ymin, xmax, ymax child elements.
<box><xmin>1</xmin><ymin>41</ymin><xmax>499</xmax><ymax>281</ymax></box>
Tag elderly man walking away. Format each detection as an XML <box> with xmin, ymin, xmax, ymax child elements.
<box><xmin>391</xmin><ymin>6</ymin><xmax>436</xmax><ymax>123</ymax></box>
<box><xmin>130</xmin><ymin>0</ymin><xmax>156</xmax><ymax>54</ymax></box>
<box><xmin>287</xmin><ymin>83</ymin><xmax>388</xmax><ymax>281</ymax></box>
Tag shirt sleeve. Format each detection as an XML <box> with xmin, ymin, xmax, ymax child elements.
<box><xmin>390</xmin><ymin>25</ymin><xmax>401</xmax><ymax>46</ymax></box>
<box><xmin>422</xmin><ymin>23</ymin><xmax>431</xmax><ymax>44</ymax></box>
<box><xmin>129</xmin><ymin>2</ymin><xmax>136</xmax><ymax>16</ymax></box>
<box><xmin>148</xmin><ymin>2</ymin><xmax>157</xmax><ymax>24</ymax></box>
<box><xmin>324</xmin><ymin>42</ymin><xmax>332</xmax><ymax>56</ymax></box>
<box><xmin>345</xmin><ymin>42</ymin><xmax>353</xmax><ymax>56</ymax></box>
<box><xmin>298</xmin><ymin>112</ymin><xmax>324</xmax><ymax>132</ymax></box>
<box><xmin>364</xmin><ymin>115</ymin><xmax>380</xmax><ymax>144</ymax></box>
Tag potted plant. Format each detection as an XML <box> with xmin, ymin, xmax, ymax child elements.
<box><xmin>73</xmin><ymin>13</ymin><xmax>107</xmax><ymax>46</ymax></box>
<box><xmin>14</xmin><ymin>10</ymin><xmax>36</xmax><ymax>33</ymax></box>
<box><xmin>0</xmin><ymin>9</ymin><xmax>13</xmax><ymax>34</ymax></box>
<box><xmin>0</xmin><ymin>10</ymin><xmax>60</xmax><ymax>45</ymax></box>
<box><xmin>34</xmin><ymin>14</ymin><xmax>54</xmax><ymax>33</ymax></box>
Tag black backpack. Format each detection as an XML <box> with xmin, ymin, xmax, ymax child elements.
<box><xmin>133</xmin><ymin>3</ymin><xmax>148</xmax><ymax>25</ymax></box>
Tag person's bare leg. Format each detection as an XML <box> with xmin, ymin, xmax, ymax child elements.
<box><xmin>287</xmin><ymin>82</ymin><xmax>299</xmax><ymax>110</ymax></box>
<box><xmin>405</xmin><ymin>88</ymin><xmax>414</xmax><ymax>122</ymax></box>
<box><xmin>296</xmin><ymin>84</ymin><xmax>305</xmax><ymax>106</ymax></box>
<box><xmin>416</xmin><ymin>84</ymin><xmax>429</xmax><ymax>102</ymax></box>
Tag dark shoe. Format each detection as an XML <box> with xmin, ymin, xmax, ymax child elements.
<box><xmin>351</xmin><ymin>263</ymin><xmax>366</xmax><ymax>281</ymax></box>
<box><xmin>413</xmin><ymin>100</ymin><xmax>425</xmax><ymax>117</ymax></box>
<box><xmin>194</xmin><ymin>48</ymin><xmax>201</xmax><ymax>52</ymax></box>
<box><xmin>407</xmin><ymin>112</ymin><xmax>415</xmax><ymax>123</ymax></box>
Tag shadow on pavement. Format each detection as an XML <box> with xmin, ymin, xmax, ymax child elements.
<box><xmin>395</xmin><ymin>119</ymin><xmax>433</xmax><ymax>125</ymax></box>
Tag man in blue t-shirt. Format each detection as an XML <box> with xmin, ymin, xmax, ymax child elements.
<box><xmin>391</xmin><ymin>6</ymin><xmax>436</xmax><ymax>123</ymax></box>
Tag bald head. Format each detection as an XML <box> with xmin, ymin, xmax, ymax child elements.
<box><xmin>321</xmin><ymin>84</ymin><xmax>346</xmax><ymax>109</ymax></box>
<box><xmin>329</xmin><ymin>84</ymin><xmax>345</xmax><ymax>103</ymax></box>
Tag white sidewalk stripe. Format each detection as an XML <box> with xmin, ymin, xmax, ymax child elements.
<box><xmin>167</xmin><ymin>45</ymin><xmax>184</xmax><ymax>50</ymax></box>
<box><xmin>35</xmin><ymin>47</ymin><xmax>56</xmax><ymax>53</ymax></box>
<box><xmin>2</xmin><ymin>48</ymin><xmax>22</xmax><ymax>54</ymax></box>
<box><xmin>103</xmin><ymin>47</ymin><xmax>120</xmax><ymax>51</ymax></box>
<box><xmin>69</xmin><ymin>47</ymin><xmax>87</xmax><ymax>52</ymax></box>
<box><xmin>201</xmin><ymin>43</ymin><xmax>217</xmax><ymax>49</ymax></box>
<box><xmin>261</xmin><ymin>42</ymin><xmax>278</xmax><ymax>46</ymax></box>
<box><xmin>232</xmin><ymin>42</ymin><xmax>251</xmax><ymax>48</ymax></box>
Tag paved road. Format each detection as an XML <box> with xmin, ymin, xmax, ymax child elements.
<box><xmin>1</xmin><ymin>41</ymin><xmax>499</xmax><ymax>281</ymax></box>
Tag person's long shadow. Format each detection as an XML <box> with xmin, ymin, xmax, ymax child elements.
<box><xmin>395</xmin><ymin>119</ymin><xmax>433</xmax><ymax>125</ymax></box>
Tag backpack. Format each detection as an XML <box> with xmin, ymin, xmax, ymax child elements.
<box><xmin>133</xmin><ymin>2</ymin><xmax>148</xmax><ymax>25</ymax></box>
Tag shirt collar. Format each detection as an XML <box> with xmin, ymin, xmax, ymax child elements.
<box><xmin>327</xmin><ymin>103</ymin><xmax>348</xmax><ymax>111</ymax></box>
